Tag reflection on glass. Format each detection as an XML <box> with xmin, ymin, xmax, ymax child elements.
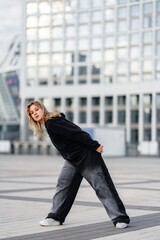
<box><xmin>104</xmin><ymin>49</ymin><xmax>115</xmax><ymax>61</ymax></box>
<box><xmin>130</xmin><ymin>61</ymin><xmax>139</xmax><ymax>74</ymax></box>
<box><xmin>130</xmin><ymin>74</ymin><xmax>139</xmax><ymax>82</ymax></box>
<box><xmin>38</xmin><ymin>54</ymin><xmax>50</xmax><ymax>65</ymax></box>
<box><xmin>118</xmin><ymin>20</ymin><xmax>127</xmax><ymax>32</ymax></box>
<box><xmin>53</xmin><ymin>40</ymin><xmax>63</xmax><ymax>51</ymax></box>
<box><xmin>118</xmin><ymin>7</ymin><xmax>127</xmax><ymax>18</ymax></box>
<box><xmin>65</xmin><ymin>13</ymin><xmax>75</xmax><ymax>24</ymax></box>
<box><xmin>130</xmin><ymin>33</ymin><xmax>140</xmax><ymax>45</ymax></box>
<box><xmin>105</xmin><ymin>22</ymin><xmax>114</xmax><ymax>33</ymax></box>
<box><xmin>39</xmin><ymin>67</ymin><xmax>48</xmax><ymax>78</ymax></box>
<box><xmin>105</xmin><ymin>96</ymin><xmax>113</xmax><ymax>106</ymax></box>
<box><xmin>78</xmin><ymin>12</ymin><xmax>89</xmax><ymax>23</ymax></box>
<box><xmin>27</xmin><ymin>42</ymin><xmax>37</xmax><ymax>54</ymax></box>
<box><xmin>78</xmin><ymin>52</ymin><xmax>88</xmax><ymax>62</ymax></box>
<box><xmin>52</xmin><ymin>0</ymin><xmax>64</xmax><ymax>12</ymax></box>
<box><xmin>143</xmin><ymin>31</ymin><xmax>152</xmax><ymax>43</ymax></box>
<box><xmin>118</xmin><ymin>110</ymin><xmax>126</xmax><ymax>123</ymax></box>
<box><xmin>143</xmin><ymin>2</ymin><xmax>152</xmax><ymax>14</ymax></box>
<box><xmin>130</xmin><ymin>95</ymin><xmax>139</xmax><ymax>106</ymax></box>
<box><xmin>92</xmin><ymin>64</ymin><xmax>101</xmax><ymax>75</ymax></box>
<box><xmin>156</xmin><ymin>44</ymin><xmax>160</xmax><ymax>56</ymax></box>
<box><xmin>105</xmin><ymin>111</ymin><xmax>113</xmax><ymax>124</ymax></box>
<box><xmin>27</xmin><ymin>16</ymin><xmax>38</xmax><ymax>28</ymax></box>
<box><xmin>130</xmin><ymin>5</ymin><xmax>139</xmax><ymax>17</ymax></box>
<box><xmin>105</xmin><ymin>9</ymin><xmax>114</xmax><ymax>20</ymax></box>
<box><xmin>92</xmin><ymin>38</ymin><xmax>101</xmax><ymax>49</ymax></box>
<box><xmin>92</xmin><ymin>23</ymin><xmax>102</xmax><ymax>35</ymax></box>
<box><xmin>52</xmin><ymin>53</ymin><xmax>63</xmax><ymax>65</ymax></box>
<box><xmin>38</xmin><ymin>28</ymin><xmax>50</xmax><ymax>39</ymax></box>
<box><xmin>38</xmin><ymin>41</ymin><xmax>50</xmax><ymax>53</ymax></box>
<box><xmin>79</xmin><ymin>97</ymin><xmax>87</xmax><ymax>106</ymax></box>
<box><xmin>52</xmin><ymin>14</ymin><xmax>63</xmax><ymax>25</ymax></box>
<box><xmin>104</xmin><ymin>63</ymin><xmax>114</xmax><ymax>76</ymax></box>
<box><xmin>144</xmin><ymin>129</ymin><xmax>151</xmax><ymax>141</ymax></box>
<box><xmin>39</xmin><ymin>15</ymin><xmax>50</xmax><ymax>27</ymax></box>
<box><xmin>39</xmin><ymin>1</ymin><xmax>51</xmax><ymax>14</ymax></box>
<box><xmin>79</xmin><ymin>25</ymin><xmax>89</xmax><ymax>37</ymax></box>
<box><xmin>79</xmin><ymin>111</ymin><xmax>87</xmax><ymax>123</ymax></box>
<box><xmin>78</xmin><ymin>39</ymin><xmax>89</xmax><ymax>50</ymax></box>
<box><xmin>143</xmin><ymin>16</ymin><xmax>152</xmax><ymax>28</ymax></box>
<box><xmin>142</xmin><ymin>60</ymin><xmax>152</xmax><ymax>72</ymax></box>
<box><xmin>52</xmin><ymin>26</ymin><xmax>63</xmax><ymax>38</ymax></box>
<box><xmin>131</xmin><ymin>129</ymin><xmax>138</xmax><ymax>143</ymax></box>
<box><xmin>118</xmin><ymin>96</ymin><xmax>126</xmax><ymax>105</ymax></box>
<box><xmin>117</xmin><ymin>0</ymin><xmax>127</xmax><ymax>4</ymax></box>
<box><xmin>117</xmin><ymin>35</ymin><xmax>127</xmax><ymax>47</ymax></box>
<box><xmin>156</xmin><ymin>94</ymin><xmax>160</xmax><ymax>107</ymax></box>
<box><xmin>27</xmin><ymin>67</ymin><xmax>36</xmax><ymax>78</ymax></box>
<box><xmin>143</xmin><ymin>3</ymin><xmax>152</xmax><ymax>28</ymax></box>
<box><xmin>105</xmin><ymin>36</ymin><xmax>114</xmax><ymax>48</ymax></box>
<box><xmin>130</xmin><ymin>18</ymin><xmax>139</xmax><ymax>30</ymax></box>
<box><xmin>117</xmin><ymin>48</ymin><xmax>127</xmax><ymax>59</ymax></box>
<box><xmin>91</xmin><ymin>51</ymin><xmax>101</xmax><ymax>62</ymax></box>
<box><xmin>130</xmin><ymin>46</ymin><xmax>139</xmax><ymax>59</ymax></box>
<box><xmin>66</xmin><ymin>25</ymin><xmax>76</xmax><ymax>37</ymax></box>
<box><xmin>26</xmin><ymin>29</ymin><xmax>37</xmax><ymax>40</ymax></box>
<box><xmin>65</xmin><ymin>65</ymin><xmax>74</xmax><ymax>77</ymax></box>
<box><xmin>52</xmin><ymin>66</ymin><xmax>63</xmax><ymax>85</ymax></box>
<box><xmin>65</xmin><ymin>52</ymin><xmax>75</xmax><ymax>64</ymax></box>
<box><xmin>79</xmin><ymin>66</ymin><xmax>87</xmax><ymax>75</ymax></box>
<box><xmin>26</xmin><ymin>54</ymin><xmax>37</xmax><ymax>66</ymax></box>
<box><xmin>105</xmin><ymin>0</ymin><xmax>116</xmax><ymax>5</ymax></box>
<box><xmin>79</xmin><ymin>0</ymin><xmax>90</xmax><ymax>9</ymax></box>
<box><xmin>92</xmin><ymin>11</ymin><xmax>102</xmax><ymax>22</ymax></box>
<box><xmin>143</xmin><ymin>45</ymin><xmax>152</xmax><ymax>57</ymax></box>
<box><xmin>117</xmin><ymin>62</ymin><xmax>127</xmax><ymax>74</ymax></box>
<box><xmin>27</xmin><ymin>2</ymin><xmax>38</xmax><ymax>14</ymax></box>
<box><xmin>92</xmin><ymin>0</ymin><xmax>103</xmax><ymax>7</ymax></box>
<box><xmin>65</xmin><ymin>39</ymin><xmax>75</xmax><ymax>51</ymax></box>
<box><xmin>143</xmin><ymin>94</ymin><xmax>152</xmax><ymax>105</ymax></box>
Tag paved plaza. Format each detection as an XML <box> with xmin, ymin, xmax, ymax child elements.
<box><xmin>0</xmin><ymin>154</ymin><xmax>160</xmax><ymax>240</ymax></box>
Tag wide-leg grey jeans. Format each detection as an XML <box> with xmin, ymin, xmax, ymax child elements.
<box><xmin>48</xmin><ymin>149</ymin><xmax>130</xmax><ymax>225</ymax></box>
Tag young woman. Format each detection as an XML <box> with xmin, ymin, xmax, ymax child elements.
<box><xmin>26</xmin><ymin>101</ymin><xmax>130</xmax><ymax>229</ymax></box>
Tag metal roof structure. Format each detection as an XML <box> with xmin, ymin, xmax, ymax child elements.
<box><xmin>0</xmin><ymin>35</ymin><xmax>20</xmax><ymax>125</ymax></box>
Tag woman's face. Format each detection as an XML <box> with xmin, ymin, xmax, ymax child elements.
<box><xmin>29</xmin><ymin>104</ymin><xmax>44</xmax><ymax>122</ymax></box>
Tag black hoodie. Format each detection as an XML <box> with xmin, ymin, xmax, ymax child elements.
<box><xmin>45</xmin><ymin>114</ymin><xmax>100</xmax><ymax>161</ymax></box>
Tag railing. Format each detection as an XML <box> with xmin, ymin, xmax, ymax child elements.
<box><xmin>11</xmin><ymin>141</ymin><xmax>58</xmax><ymax>155</ymax></box>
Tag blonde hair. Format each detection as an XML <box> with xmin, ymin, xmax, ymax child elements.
<box><xmin>26</xmin><ymin>101</ymin><xmax>60</xmax><ymax>139</ymax></box>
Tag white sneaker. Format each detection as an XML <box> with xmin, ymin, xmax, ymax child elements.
<box><xmin>39</xmin><ymin>218</ymin><xmax>60</xmax><ymax>226</ymax></box>
<box><xmin>116</xmin><ymin>222</ymin><xmax>128</xmax><ymax>229</ymax></box>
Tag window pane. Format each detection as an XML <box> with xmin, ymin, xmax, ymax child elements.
<box><xmin>105</xmin><ymin>111</ymin><xmax>113</xmax><ymax>123</ymax></box>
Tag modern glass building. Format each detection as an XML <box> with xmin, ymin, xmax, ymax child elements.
<box><xmin>21</xmin><ymin>0</ymin><xmax>160</xmax><ymax>152</ymax></box>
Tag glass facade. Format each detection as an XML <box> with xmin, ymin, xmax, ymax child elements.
<box><xmin>23</xmin><ymin>0</ymin><xmax>160</xmax><ymax>146</ymax></box>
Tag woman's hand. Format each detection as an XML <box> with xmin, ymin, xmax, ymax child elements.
<box><xmin>96</xmin><ymin>145</ymin><xmax>104</xmax><ymax>153</ymax></box>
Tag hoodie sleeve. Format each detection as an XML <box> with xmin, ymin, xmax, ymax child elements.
<box><xmin>45</xmin><ymin>117</ymin><xmax>100</xmax><ymax>150</ymax></box>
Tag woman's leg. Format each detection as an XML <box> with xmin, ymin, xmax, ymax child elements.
<box><xmin>74</xmin><ymin>150</ymin><xmax>130</xmax><ymax>226</ymax></box>
<box><xmin>47</xmin><ymin>160</ymin><xmax>83</xmax><ymax>224</ymax></box>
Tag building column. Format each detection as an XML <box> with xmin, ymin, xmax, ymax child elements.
<box><xmin>74</xmin><ymin>96</ymin><xmax>79</xmax><ymax>124</ymax></box>
<box><xmin>100</xmin><ymin>95</ymin><xmax>104</xmax><ymax>126</ymax></box>
<box><xmin>20</xmin><ymin>98</ymin><xmax>27</xmax><ymax>141</ymax></box>
<box><xmin>87</xmin><ymin>96</ymin><xmax>91</xmax><ymax>125</ymax></box>
<box><xmin>126</xmin><ymin>94</ymin><xmax>130</xmax><ymax>143</ymax></box>
<box><xmin>152</xmin><ymin>92</ymin><xmax>156</xmax><ymax>141</ymax></box>
<box><xmin>61</xmin><ymin>97</ymin><xmax>65</xmax><ymax>113</ymax></box>
<box><xmin>113</xmin><ymin>95</ymin><xmax>117</xmax><ymax>126</ymax></box>
<box><xmin>139</xmin><ymin>94</ymin><xmax>143</xmax><ymax>143</ymax></box>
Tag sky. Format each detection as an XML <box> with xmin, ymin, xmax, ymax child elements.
<box><xmin>0</xmin><ymin>0</ymin><xmax>22</xmax><ymax>43</ymax></box>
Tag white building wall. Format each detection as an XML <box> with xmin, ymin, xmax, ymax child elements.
<box><xmin>20</xmin><ymin>0</ymin><xmax>160</xmax><ymax>153</ymax></box>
